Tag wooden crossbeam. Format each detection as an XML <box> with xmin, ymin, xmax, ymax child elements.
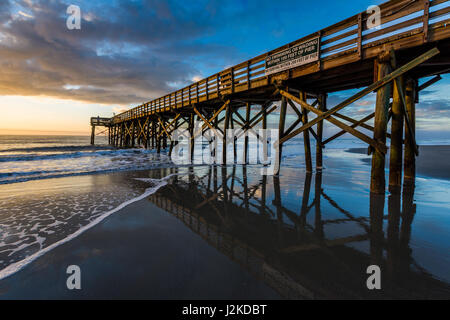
<box><xmin>168</xmin><ymin>116</ymin><xmax>186</xmax><ymax>134</ymax></box>
<box><xmin>157</xmin><ymin>117</ymin><xmax>171</xmax><ymax>140</ymax></box>
<box><xmin>287</xmin><ymin>98</ymin><xmax>303</xmax><ymax>119</ymax></box>
<box><xmin>235</xmin><ymin>105</ymin><xmax>277</xmax><ymax>140</ymax></box>
<box><xmin>308</xmin><ymin>127</ymin><xmax>319</xmax><ymax>142</ymax></box>
<box><xmin>323</xmin><ymin>113</ymin><xmax>375</xmax><ymax>145</ymax></box>
<box><xmin>157</xmin><ymin>114</ymin><xmax>181</xmax><ymax>139</ymax></box>
<box><xmin>232</xmin><ymin>109</ymin><xmax>247</xmax><ymax>126</ymax></box>
<box><xmin>193</xmin><ymin>106</ymin><xmax>223</xmax><ymax>139</ymax></box>
<box><xmin>124</xmin><ymin>122</ymin><xmax>132</xmax><ymax>138</ymax></box>
<box><xmin>137</xmin><ymin>117</ymin><xmax>149</xmax><ymax>140</ymax></box>
<box><xmin>279</xmin><ymin>48</ymin><xmax>440</xmax><ymax>145</ymax></box>
<box><xmin>192</xmin><ymin>100</ymin><xmax>229</xmax><ymax>140</ymax></box>
<box><xmin>283</xmin><ymin>118</ymin><xmax>303</xmax><ymax>137</ymax></box>
<box><xmin>245</xmin><ymin>101</ymin><xmax>273</xmax><ymax>129</ymax></box>
<box><xmin>418</xmin><ymin>75</ymin><xmax>442</xmax><ymax>92</ymax></box>
<box><xmin>280</xmin><ymin>91</ymin><xmax>388</xmax><ymax>154</ymax></box>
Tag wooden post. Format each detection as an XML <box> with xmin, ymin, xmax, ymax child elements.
<box><xmin>370</xmin><ymin>54</ymin><xmax>392</xmax><ymax>194</ymax></box>
<box><xmin>119</xmin><ymin>124</ymin><xmax>122</xmax><ymax>147</ymax></box>
<box><xmin>111</xmin><ymin>126</ymin><xmax>114</xmax><ymax>146</ymax></box>
<box><xmin>300</xmin><ymin>91</ymin><xmax>312</xmax><ymax>173</ymax></box>
<box><xmin>147</xmin><ymin>121</ymin><xmax>150</xmax><ymax>149</ymax></box>
<box><xmin>157</xmin><ymin>121</ymin><xmax>162</xmax><ymax>153</ymax></box>
<box><xmin>223</xmin><ymin>105</ymin><xmax>231</xmax><ymax>164</ymax></box>
<box><xmin>189</xmin><ymin>113</ymin><xmax>195</xmax><ymax>161</ymax></box>
<box><xmin>90</xmin><ymin>125</ymin><xmax>95</xmax><ymax>145</ymax></box>
<box><xmin>152</xmin><ymin>120</ymin><xmax>156</xmax><ymax>149</ymax></box>
<box><xmin>131</xmin><ymin>121</ymin><xmax>136</xmax><ymax>148</ymax></box>
<box><xmin>404</xmin><ymin>78</ymin><xmax>416</xmax><ymax>182</ymax></box>
<box><xmin>169</xmin><ymin>119</ymin><xmax>178</xmax><ymax>157</ymax></box>
<box><xmin>316</xmin><ymin>93</ymin><xmax>326</xmax><ymax>170</ymax></box>
<box><xmin>262</xmin><ymin>105</ymin><xmax>268</xmax><ymax>164</ymax></box>
<box><xmin>244</xmin><ymin>103</ymin><xmax>251</xmax><ymax>163</ymax></box>
<box><xmin>389</xmin><ymin>76</ymin><xmax>405</xmax><ymax>193</ymax></box>
<box><xmin>162</xmin><ymin>118</ymin><xmax>168</xmax><ymax>149</ymax></box>
<box><xmin>277</xmin><ymin>96</ymin><xmax>287</xmax><ymax>174</ymax></box>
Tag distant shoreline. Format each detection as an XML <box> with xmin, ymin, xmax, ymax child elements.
<box><xmin>346</xmin><ymin>145</ymin><xmax>450</xmax><ymax>181</ymax></box>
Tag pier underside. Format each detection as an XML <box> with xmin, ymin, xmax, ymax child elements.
<box><xmin>91</xmin><ymin>0</ymin><xmax>450</xmax><ymax>194</ymax></box>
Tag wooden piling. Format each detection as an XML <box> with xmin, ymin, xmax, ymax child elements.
<box><xmin>131</xmin><ymin>121</ymin><xmax>135</xmax><ymax>148</ymax></box>
<box><xmin>244</xmin><ymin>103</ymin><xmax>251</xmax><ymax>163</ymax></box>
<box><xmin>157</xmin><ymin>121</ymin><xmax>162</xmax><ymax>153</ymax></box>
<box><xmin>316</xmin><ymin>93</ymin><xmax>326</xmax><ymax>170</ymax></box>
<box><xmin>404</xmin><ymin>78</ymin><xmax>416</xmax><ymax>181</ymax></box>
<box><xmin>90</xmin><ymin>125</ymin><xmax>95</xmax><ymax>145</ymax></box>
<box><xmin>277</xmin><ymin>96</ymin><xmax>287</xmax><ymax>174</ymax></box>
<box><xmin>169</xmin><ymin>119</ymin><xmax>178</xmax><ymax>157</ymax></box>
<box><xmin>262</xmin><ymin>105</ymin><xmax>268</xmax><ymax>163</ymax></box>
<box><xmin>300</xmin><ymin>91</ymin><xmax>312</xmax><ymax>173</ymax></box>
<box><xmin>370</xmin><ymin>54</ymin><xmax>392</xmax><ymax>194</ymax></box>
<box><xmin>189</xmin><ymin>113</ymin><xmax>195</xmax><ymax>161</ymax></box>
<box><xmin>223</xmin><ymin>105</ymin><xmax>231</xmax><ymax>164</ymax></box>
<box><xmin>389</xmin><ymin>76</ymin><xmax>405</xmax><ymax>193</ymax></box>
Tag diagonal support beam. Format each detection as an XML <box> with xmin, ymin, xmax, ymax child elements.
<box><xmin>137</xmin><ymin>117</ymin><xmax>149</xmax><ymax>140</ymax></box>
<box><xmin>192</xmin><ymin>100</ymin><xmax>229</xmax><ymax>140</ymax></box>
<box><xmin>279</xmin><ymin>47</ymin><xmax>440</xmax><ymax>145</ymax></box>
<box><xmin>323</xmin><ymin>113</ymin><xmax>375</xmax><ymax>145</ymax></box>
<box><xmin>245</xmin><ymin>101</ymin><xmax>274</xmax><ymax>129</ymax></box>
<box><xmin>280</xmin><ymin>91</ymin><xmax>387</xmax><ymax>154</ymax></box>
<box><xmin>157</xmin><ymin>117</ymin><xmax>171</xmax><ymax>140</ymax></box>
<box><xmin>235</xmin><ymin>105</ymin><xmax>277</xmax><ymax>140</ymax></box>
<box><xmin>157</xmin><ymin>114</ymin><xmax>181</xmax><ymax>139</ymax></box>
<box><xmin>287</xmin><ymin>98</ymin><xmax>303</xmax><ymax>119</ymax></box>
<box><xmin>193</xmin><ymin>106</ymin><xmax>223</xmax><ymax>139</ymax></box>
<box><xmin>418</xmin><ymin>75</ymin><xmax>441</xmax><ymax>92</ymax></box>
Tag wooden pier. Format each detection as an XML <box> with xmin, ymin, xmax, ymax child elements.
<box><xmin>91</xmin><ymin>0</ymin><xmax>450</xmax><ymax>194</ymax></box>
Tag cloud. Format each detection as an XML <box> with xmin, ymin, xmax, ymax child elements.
<box><xmin>0</xmin><ymin>0</ymin><xmax>239</xmax><ymax>105</ymax></box>
<box><xmin>18</xmin><ymin>10</ymin><xmax>33</xmax><ymax>18</ymax></box>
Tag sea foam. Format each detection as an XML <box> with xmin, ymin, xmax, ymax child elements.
<box><xmin>0</xmin><ymin>174</ymin><xmax>176</xmax><ymax>281</ymax></box>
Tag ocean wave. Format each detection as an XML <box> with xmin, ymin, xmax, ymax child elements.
<box><xmin>0</xmin><ymin>145</ymin><xmax>112</xmax><ymax>153</ymax></box>
<box><xmin>0</xmin><ymin>148</ymin><xmax>153</xmax><ymax>163</ymax></box>
<box><xmin>0</xmin><ymin>161</ymin><xmax>173</xmax><ymax>185</ymax></box>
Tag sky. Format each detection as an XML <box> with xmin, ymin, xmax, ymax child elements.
<box><xmin>0</xmin><ymin>0</ymin><xmax>449</xmax><ymax>138</ymax></box>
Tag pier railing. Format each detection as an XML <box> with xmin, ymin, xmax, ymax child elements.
<box><xmin>112</xmin><ymin>0</ymin><xmax>450</xmax><ymax>124</ymax></box>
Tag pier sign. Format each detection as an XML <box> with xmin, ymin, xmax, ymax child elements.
<box><xmin>265</xmin><ymin>37</ymin><xmax>320</xmax><ymax>76</ymax></box>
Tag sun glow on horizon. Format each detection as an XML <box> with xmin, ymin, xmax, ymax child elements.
<box><xmin>0</xmin><ymin>95</ymin><xmax>121</xmax><ymax>135</ymax></box>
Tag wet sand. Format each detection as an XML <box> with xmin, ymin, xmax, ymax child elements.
<box><xmin>0</xmin><ymin>198</ymin><xmax>280</xmax><ymax>300</ymax></box>
<box><xmin>347</xmin><ymin>145</ymin><xmax>450</xmax><ymax>180</ymax></box>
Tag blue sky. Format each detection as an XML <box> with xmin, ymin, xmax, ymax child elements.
<box><xmin>0</xmin><ymin>0</ymin><xmax>449</xmax><ymax>139</ymax></box>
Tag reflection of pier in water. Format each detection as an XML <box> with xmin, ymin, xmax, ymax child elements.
<box><xmin>149</xmin><ymin>166</ymin><xmax>449</xmax><ymax>299</ymax></box>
